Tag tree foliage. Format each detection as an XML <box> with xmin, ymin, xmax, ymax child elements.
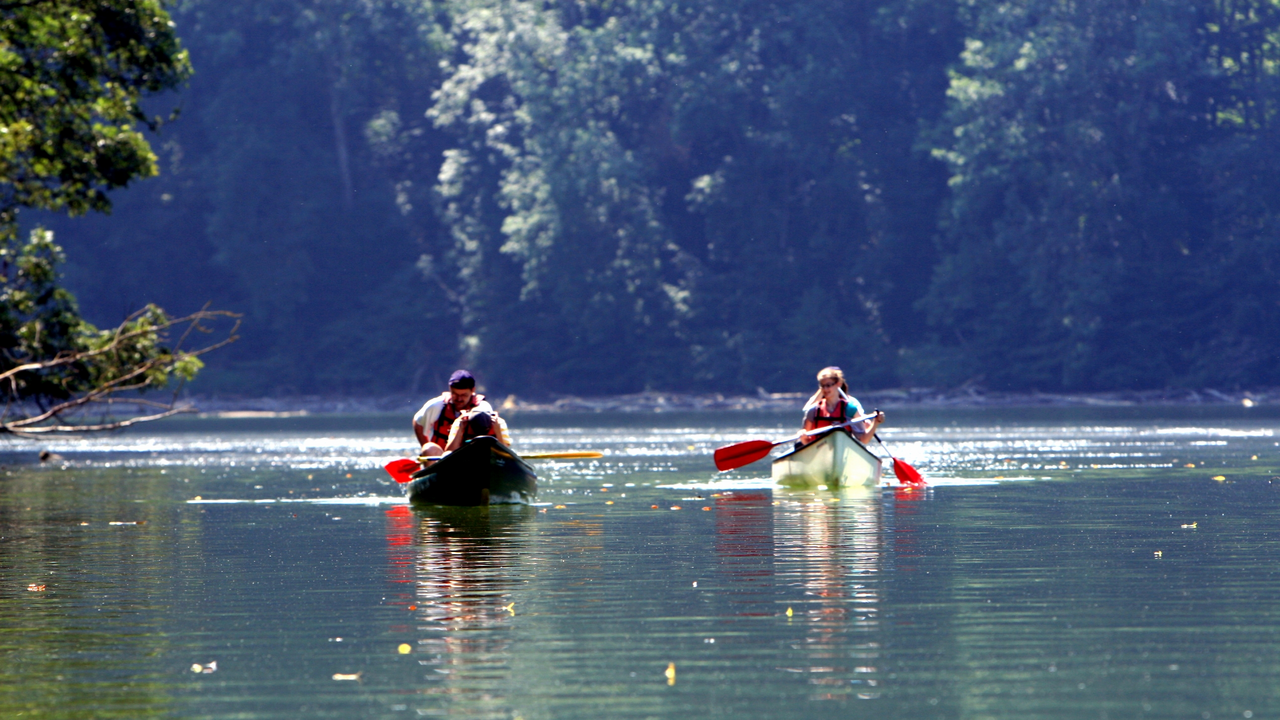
<box><xmin>923</xmin><ymin>0</ymin><xmax>1280</xmax><ymax>390</ymax></box>
<box><xmin>424</xmin><ymin>0</ymin><xmax>953</xmax><ymax>393</ymax></box>
<box><xmin>0</xmin><ymin>0</ymin><xmax>236</xmax><ymax>433</ymax></box>
<box><xmin>0</xmin><ymin>0</ymin><xmax>191</xmax><ymax>224</ymax></box>
<box><xmin>25</xmin><ymin>0</ymin><xmax>1280</xmax><ymax>397</ymax></box>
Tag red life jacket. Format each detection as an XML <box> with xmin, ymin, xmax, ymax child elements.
<box><xmin>812</xmin><ymin>399</ymin><xmax>848</xmax><ymax>429</ymax></box>
<box><xmin>429</xmin><ymin>393</ymin><xmax>483</xmax><ymax>446</ymax></box>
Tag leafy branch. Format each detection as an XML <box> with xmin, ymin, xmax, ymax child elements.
<box><xmin>0</xmin><ymin>306</ymin><xmax>240</xmax><ymax>435</ymax></box>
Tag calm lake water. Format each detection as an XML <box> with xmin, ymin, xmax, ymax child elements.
<box><xmin>2</xmin><ymin>406</ymin><xmax>1279</xmax><ymax>719</ymax></box>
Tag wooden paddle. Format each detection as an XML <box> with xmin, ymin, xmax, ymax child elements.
<box><xmin>520</xmin><ymin>451</ymin><xmax>603</xmax><ymax>460</ymax></box>
<box><xmin>387</xmin><ymin>449</ymin><xmax>601</xmax><ymax>484</ymax></box>
<box><xmin>713</xmin><ymin>412</ymin><xmax>880</xmax><ymax>471</ymax></box>
<box><xmin>875</xmin><ymin>434</ymin><xmax>925</xmax><ymax>485</ymax></box>
<box><xmin>412</xmin><ymin>450</ymin><xmax>602</xmax><ymax>462</ymax></box>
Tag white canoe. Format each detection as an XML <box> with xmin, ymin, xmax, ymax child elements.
<box><xmin>770</xmin><ymin>430</ymin><xmax>883</xmax><ymax>488</ymax></box>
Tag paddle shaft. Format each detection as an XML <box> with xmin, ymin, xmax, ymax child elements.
<box><xmin>713</xmin><ymin>411</ymin><xmax>879</xmax><ymax>471</ymax></box>
<box><xmin>416</xmin><ymin>450</ymin><xmax>601</xmax><ymax>462</ymax></box>
<box><xmin>768</xmin><ymin>409</ymin><xmax>880</xmax><ymax>443</ymax></box>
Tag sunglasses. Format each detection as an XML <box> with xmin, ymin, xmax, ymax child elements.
<box><xmin>819</xmin><ymin>380</ymin><xmax>838</xmax><ymax>388</ymax></box>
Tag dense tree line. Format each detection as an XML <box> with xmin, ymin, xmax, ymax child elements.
<box><xmin>22</xmin><ymin>0</ymin><xmax>1280</xmax><ymax>396</ymax></box>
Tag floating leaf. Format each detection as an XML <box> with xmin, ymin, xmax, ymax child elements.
<box><xmin>332</xmin><ymin>673</ymin><xmax>361</xmax><ymax>681</ymax></box>
<box><xmin>665</xmin><ymin>662</ymin><xmax>676</xmax><ymax>685</ymax></box>
<box><xmin>398</xmin><ymin>644</ymin><xmax>412</xmax><ymax>655</ymax></box>
<box><xmin>26</xmin><ymin>584</ymin><xmax>46</xmax><ymax>592</ymax></box>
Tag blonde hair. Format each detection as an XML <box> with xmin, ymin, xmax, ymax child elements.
<box><xmin>806</xmin><ymin>366</ymin><xmax>849</xmax><ymax>408</ymax></box>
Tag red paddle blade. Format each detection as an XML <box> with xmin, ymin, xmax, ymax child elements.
<box><xmin>714</xmin><ymin>439</ymin><xmax>775</xmax><ymax>471</ymax></box>
<box><xmin>384</xmin><ymin>458</ymin><xmax>420</xmax><ymax>483</ymax></box>
<box><xmin>892</xmin><ymin>458</ymin><xmax>925</xmax><ymax>485</ymax></box>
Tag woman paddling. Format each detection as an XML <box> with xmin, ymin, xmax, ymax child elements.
<box><xmin>800</xmin><ymin>366</ymin><xmax>885</xmax><ymax>446</ymax></box>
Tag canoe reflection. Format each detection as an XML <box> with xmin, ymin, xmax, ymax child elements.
<box><xmin>714</xmin><ymin>486</ymin><xmax>920</xmax><ymax>701</ymax></box>
<box><xmin>384</xmin><ymin>504</ymin><xmax>535</xmax><ymax>716</ymax></box>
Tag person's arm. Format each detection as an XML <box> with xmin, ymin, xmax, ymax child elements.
<box><xmin>412</xmin><ymin>395</ymin><xmax>446</xmax><ymax>446</ymax></box>
<box><xmin>800</xmin><ymin>405</ymin><xmax>819</xmax><ymax>445</ymax></box>
<box><xmin>445</xmin><ymin>414</ymin><xmax>466</xmax><ymax>452</ymax></box>
<box><xmin>496</xmin><ymin>416</ymin><xmax>511</xmax><ymax>446</ymax></box>
<box><xmin>851</xmin><ymin>407</ymin><xmax>886</xmax><ymax>444</ymax></box>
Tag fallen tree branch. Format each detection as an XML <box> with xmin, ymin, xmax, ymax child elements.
<box><xmin>0</xmin><ymin>307</ymin><xmax>240</xmax><ymax>435</ymax></box>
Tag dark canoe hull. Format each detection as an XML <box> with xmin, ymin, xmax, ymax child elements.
<box><xmin>404</xmin><ymin>436</ymin><xmax>538</xmax><ymax>506</ymax></box>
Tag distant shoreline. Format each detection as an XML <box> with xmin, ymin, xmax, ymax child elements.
<box><xmin>184</xmin><ymin>387</ymin><xmax>1274</xmax><ymax>418</ymax></box>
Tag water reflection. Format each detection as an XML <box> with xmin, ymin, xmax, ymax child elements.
<box><xmin>708</xmin><ymin>486</ymin><xmax>934</xmax><ymax>703</ymax></box>
<box><xmin>775</xmin><ymin>488</ymin><xmax>884</xmax><ymax>701</ymax></box>
<box><xmin>386</xmin><ymin>505</ymin><xmax>535</xmax><ymax>719</ymax></box>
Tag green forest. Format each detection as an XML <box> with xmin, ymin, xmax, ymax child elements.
<box><xmin>11</xmin><ymin>0</ymin><xmax>1280</xmax><ymax>398</ymax></box>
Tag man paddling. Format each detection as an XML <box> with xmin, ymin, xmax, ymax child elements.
<box><xmin>413</xmin><ymin>369</ymin><xmax>513</xmax><ymax>461</ymax></box>
<box><xmin>413</xmin><ymin>370</ymin><xmax>493</xmax><ymax>457</ymax></box>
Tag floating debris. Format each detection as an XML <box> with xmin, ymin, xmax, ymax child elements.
<box><xmin>27</xmin><ymin>584</ymin><xmax>46</xmax><ymax>592</ymax></box>
<box><xmin>398</xmin><ymin>644</ymin><xmax>412</xmax><ymax>655</ymax></box>
<box><xmin>190</xmin><ymin>661</ymin><xmax>217</xmax><ymax>674</ymax></box>
<box><xmin>665</xmin><ymin>662</ymin><xmax>676</xmax><ymax>685</ymax></box>
<box><xmin>332</xmin><ymin>673</ymin><xmax>361</xmax><ymax>681</ymax></box>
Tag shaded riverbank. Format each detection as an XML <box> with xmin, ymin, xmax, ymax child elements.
<box><xmin>184</xmin><ymin>386</ymin><xmax>1277</xmax><ymax>418</ymax></box>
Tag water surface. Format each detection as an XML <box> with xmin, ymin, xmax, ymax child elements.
<box><xmin>2</xmin><ymin>407</ymin><xmax>1278</xmax><ymax>718</ymax></box>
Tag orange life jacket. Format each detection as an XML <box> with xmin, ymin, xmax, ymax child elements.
<box><xmin>429</xmin><ymin>393</ymin><xmax>483</xmax><ymax>446</ymax></box>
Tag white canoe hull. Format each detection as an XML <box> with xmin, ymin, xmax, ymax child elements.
<box><xmin>770</xmin><ymin>430</ymin><xmax>883</xmax><ymax>488</ymax></box>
